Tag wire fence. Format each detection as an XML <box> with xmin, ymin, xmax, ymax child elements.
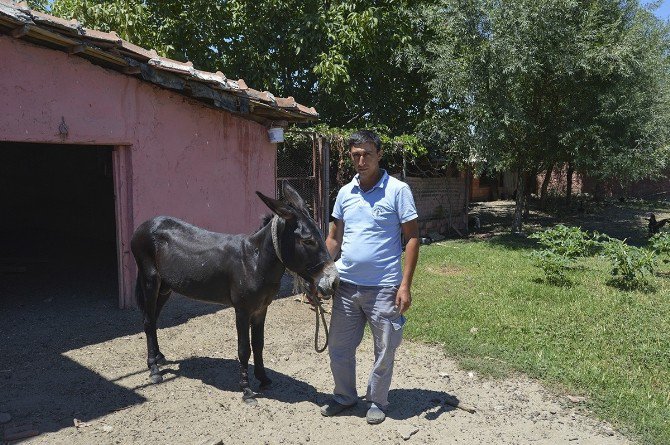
<box><xmin>276</xmin><ymin>132</ymin><xmax>319</xmax><ymax>222</ymax></box>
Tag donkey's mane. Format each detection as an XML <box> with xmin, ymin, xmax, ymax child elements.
<box><xmin>254</xmin><ymin>214</ymin><xmax>275</xmax><ymax>234</ymax></box>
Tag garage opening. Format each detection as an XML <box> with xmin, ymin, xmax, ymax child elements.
<box><xmin>0</xmin><ymin>142</ymin><xmax>118</xmax><ymax>307</ymax></box>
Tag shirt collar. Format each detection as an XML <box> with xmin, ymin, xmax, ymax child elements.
<box><xmin>353</xmin><ymin>169</ymin><xmax>389</xmax><ymax>192</ymax></box>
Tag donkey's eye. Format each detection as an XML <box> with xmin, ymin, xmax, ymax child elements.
<box><xmin>301</xmin><ymin>237</ymin><xmax>317</xmax><ymax>246</ymax></box>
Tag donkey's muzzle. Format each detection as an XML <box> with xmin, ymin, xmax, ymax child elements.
<box><xmin>316</xmin><ymin>262</ymin><xmax>339</xmax><ymax>299</ymax></box>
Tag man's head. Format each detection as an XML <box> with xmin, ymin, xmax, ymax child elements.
<box><xmin>348</xmin><ymin>130</ymin><xmax>383</xmax><ymax>184</ymax></box>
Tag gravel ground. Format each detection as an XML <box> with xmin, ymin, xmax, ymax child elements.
<box><xmin>1</xmin><ymin>280</ymin><xmax>631</xmax><ymax>445</ymax></box>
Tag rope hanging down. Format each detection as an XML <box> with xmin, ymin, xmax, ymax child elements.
<box><xmin>271</xmin><ymin>215</ymin><xmax>329</xmax><ymax>353</ymax></box>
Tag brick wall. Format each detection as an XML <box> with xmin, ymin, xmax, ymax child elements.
<box><xmin>582</xmin><ymin>169</ymin><xmax>670</xmax><ymax>199</ymax></box>
<box><xmin>404</xmin><ymin>176</ymin><xmax>468</xmax><ymax>237</ymax></box>
<box><xmin>536</xmin><ymin>164</ymin><xmax>584</xmax><ymax>196</ymax></box>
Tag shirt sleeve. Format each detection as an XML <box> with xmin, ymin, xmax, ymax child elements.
<box><xmin>332</xmin><ymin>188</ymin><xmax>344</xmax><ymax>220</ymax></box>
<box><xmin>397</xmin><ymin>184</ymin><xmax>418</xmax><ymax>224</ymax></box>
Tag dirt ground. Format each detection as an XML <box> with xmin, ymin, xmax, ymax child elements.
<box><xmin>4</xmin><ymin>199</ymin><xmax>666</xmax><ymax>444</ymax></box>
<box><xmin>1</xmin><ymin>288</ymin><xmax>630</xmax><ymax>444</ymax></box>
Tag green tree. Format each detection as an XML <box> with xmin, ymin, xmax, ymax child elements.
<box><xmin>414</xmin><ymin>0</ymin><xmax>670</xmax><ymax>232</ymax></box>
<box><xmin>36</xmin><ymin>0</ymin><xmax>433</xmax><ymax>134</ymax></box>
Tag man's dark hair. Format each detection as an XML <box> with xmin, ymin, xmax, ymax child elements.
<box><xmin>348</xmin><ymin>130</ymin><xmax>382</xmax><ymax>152</ymax></box>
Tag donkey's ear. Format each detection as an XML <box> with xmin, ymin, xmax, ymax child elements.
<box><xmin>256</xmin><ymin>191</ymin><xmax>295</xmax><ymax>220</ymax></box>
<box><xmin>282</xmin><ymin>181</ymin><xmax>307</xmax><ymax>211</ymax></box>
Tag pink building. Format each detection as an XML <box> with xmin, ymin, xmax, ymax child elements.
<box><xmin>0</xmin><ymin>2</ymin><xmax>317</xmax><ymax>307</ymax></box>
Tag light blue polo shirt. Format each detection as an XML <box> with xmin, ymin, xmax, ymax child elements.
<box><xmin>332</xmin><ymin>170</ymin><xmax>418</xmax><ymax>286</ymax></box>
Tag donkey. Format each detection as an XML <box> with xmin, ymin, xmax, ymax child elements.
<box><xmin>130</xmin><ymin>182</ymin><xmax>339</xmax><ymax>400</ymax></box>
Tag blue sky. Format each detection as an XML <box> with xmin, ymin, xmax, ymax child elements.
<box><xmin>642</xmin><ymin>0</ymin><xmax>670</xmax><ymax>20</ymax></box>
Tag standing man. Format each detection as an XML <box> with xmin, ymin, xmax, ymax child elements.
<box><xmin>321</xmin><ymin>130</ymin><xmax>420</xmax><ymax>424</ymax></box>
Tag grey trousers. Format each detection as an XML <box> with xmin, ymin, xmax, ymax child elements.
<box><xmin>328</xmin><ymin>281</ymin><xmax>405</xmax><ymax>409</ymax></box>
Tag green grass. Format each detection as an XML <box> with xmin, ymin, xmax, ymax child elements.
<box><xmin>406</xmin><ymin>236</ymin><xmax>670</xmax><ymax>444</ymax></box>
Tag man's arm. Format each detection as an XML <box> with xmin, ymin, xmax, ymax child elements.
<box><xmin>396</xmin><ymin>218</ymin><xmax>419</xmax><ymax>314</ymax></box>
<box><xmin>326</xmin><ymin>218</ymin><xmax>344</xmax><ymax>260</ymax></box>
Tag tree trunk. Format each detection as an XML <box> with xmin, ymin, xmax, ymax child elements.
<box><xmin>566</xmin><ymin>162</ymin><xmax>574</xmax><ymax>204</ymax></box>
<box><xmin>540</xmin><ymin>163</ymin><xmax>554</xmax><ymax>209</ymax></box>
<box><xmin>512</xmin><ymin>170</ymin><xmax>525</xmax><ymax>233</ymax></box>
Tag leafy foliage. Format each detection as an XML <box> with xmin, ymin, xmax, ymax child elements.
<box><xmin>529</xmin><ymin>249</ymin><xmax>573</xmax><ymax>286</ymax></box>
<box><xmin>411</xmin><ymin>0</ymin><xmax>670</xmax><ymax>230</ymax></box>
<box><xmin>40</xmin><ymin>0</ymin><xmax>433</xmax><ymax>134</ymax></box>
<box><xmin>529</xmin><ymin>225</ymin><xmax>597</xmax><ymax>285</ymax></box>
<box><xmin>529</xmin><ymin>225</ymin><xmax>661</xmax><ymax>289</ymax></box>
<box><xmin>599</xmin><ymin>235</ymin><xmax>656</xmax><ymax>289</ymax></box>
<box><xmin>529</xmin><ymin>224</ymin><xmax>598</xmax><ymax>259</ymax></box>
<box><xmin>649</xmin><ymin>232</ymin><xmax>670</xmax><ymax>263</ymax></box>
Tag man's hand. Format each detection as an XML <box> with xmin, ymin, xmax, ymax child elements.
<box><xmin>396</xmin><ymin>285</ymin><xmax>412</xmax><ymax>314</ymax></box>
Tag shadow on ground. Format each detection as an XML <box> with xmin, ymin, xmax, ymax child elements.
<box><xmin>468</xmin><ymin>198</ymin><xmax>669</xmax><ymax>246</ymax></box>
<box><xmin>0</xmin><ymin>232</ymin><xmax>307</xmax><ymax>437</ymax></box>
<box><xmin>176</xmin><ymin>357</ymin><xmax>325</xmax><ymax>405</ymax></box>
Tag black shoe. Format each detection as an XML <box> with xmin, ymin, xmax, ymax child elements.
<box><xmin>320</xmin><ymin>400</ymin><xmax>356</xmax><ymax>417</ymax></box>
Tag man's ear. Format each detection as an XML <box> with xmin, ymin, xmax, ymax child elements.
<box><xmin>282</xmin><ymin>181</ymin><xmax>308</xmax><ymax>212</ymax></box>
<box><xmin>256</xmin><ymin>191</ymin><xmax>295</xmax><ymax>220</ymax></box>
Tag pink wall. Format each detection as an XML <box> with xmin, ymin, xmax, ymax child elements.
<box><xmin>0</xmin><ymin>36</ymin><xmax>277</xmax><ymax>307</ymax></box>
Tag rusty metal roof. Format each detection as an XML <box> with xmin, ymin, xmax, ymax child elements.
<box><xmin>0</xmin><ymin>0</ymin><xmax>318</xmax><ymax>124</ymax></box>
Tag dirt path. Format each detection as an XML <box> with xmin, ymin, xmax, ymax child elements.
<box><xmin>1</xmin><ymin>291</ymin><xmax>631</xmax><ymax>445</ymax></box>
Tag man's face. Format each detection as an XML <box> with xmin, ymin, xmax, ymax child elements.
<box><xmin>350</xmin><ymin>142</ymin><xmax>382</xmax><ymax>181</ymax></box>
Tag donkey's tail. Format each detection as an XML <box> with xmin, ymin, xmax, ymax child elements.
<box><xmin>135</xmin><ymin>275</ymin><xmax>146</xmax><ymax>311</ymax></box>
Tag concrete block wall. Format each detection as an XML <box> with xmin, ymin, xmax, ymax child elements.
<box><xmin>404</xmin><ymin>176</ymin><xmax>468</xmax><ymax>237</ymax></box>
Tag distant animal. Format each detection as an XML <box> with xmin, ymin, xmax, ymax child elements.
<box><xmin>130</xmin><ymin>182</ymin><xmax>339</xmax><ymax>402</ymax></box>
<box><xmin>648</xmin><ymin>213</ymin><xmax>669</xmax><ymax>236</ymax></box>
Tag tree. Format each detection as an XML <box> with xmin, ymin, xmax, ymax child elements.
<box><xmin>414</xmin><ymin>0</ymin><xmax>670</xmax><ymax>232</ymax></box>
<box><xmin>35</xmin><ymin>0</ymin><xmax>433</xmax><ymax>134</ymax></box>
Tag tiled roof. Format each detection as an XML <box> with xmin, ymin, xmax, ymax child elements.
<box><xmin>0</xmin><ymin>0</ymin><xmax>318</xmax><ymax>124</ymax></box>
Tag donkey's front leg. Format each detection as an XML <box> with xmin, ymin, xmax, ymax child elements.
<box><xmin>234</xmin><ymin>309</ymin><xmax>255</xmax><ymax>402</ymax></box>
<box><xmin>251</xmin><ymin>307</ymin><xmax>272</xmax><ymax>390</ymax></box>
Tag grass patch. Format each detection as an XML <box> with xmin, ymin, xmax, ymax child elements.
<box><xmin>406</xmin><ymin>238</ymin><xmax>670</xmax><ymax>444</ymax></box>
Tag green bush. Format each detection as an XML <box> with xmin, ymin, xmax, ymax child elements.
<box><xmin>529</xmin><ymin>224</ymin><xmax>597</xmax><ymax>258</ymax></box>
<box><xmin>529</xmin><ymin>225</ymin><xmax>597</xmax><ymax>285</ymax></box>
<box><xmin>599</xmin><ymin>235</ymin><xmax>656</xmax><ymax>289</ymax></box>
<box><xmin>650</xmin><ymin>232</ymin><xmax>670</xmax><ymax>263</ymax></box>
<box><xmin>529</xmin><ymin>250</ymin><xmax>572</xmax><ymax>285</ymax></box>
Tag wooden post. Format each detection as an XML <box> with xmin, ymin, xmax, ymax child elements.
<box><xmin>112</xmin><ymin>145</ymin><xmax>135</xmax><ymax>308</ymax></box>
<box><xmin>321</xmin><ymin>136</ymin><xmax>330</xmax><ymax>238</ymax></box>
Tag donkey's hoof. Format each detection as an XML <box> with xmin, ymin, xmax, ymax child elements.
<box><xmin>259</xmin><ymin>379</ymin><xmax>273</xmax><ymax>391</ymax></box>
<box><xmin>156</xmin><ymin>353</ymin><xmax>167</xmax><ymax>366</ymax></box>
<box><xmin>150</xmin><ymin>373</ymin><xmax>163</xmax><ymax>384</ymax></box>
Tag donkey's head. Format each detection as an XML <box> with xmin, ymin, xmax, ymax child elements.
<box><xmin>256</xmin><ymin>182</ymin><xmax>339</xmax><ymax>298</ymax></box>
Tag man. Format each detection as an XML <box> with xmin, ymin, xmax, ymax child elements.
<box><xmin>321</xmin><ymin>130</ymin><xmax>420</xmax><ymax>424</ymax></box>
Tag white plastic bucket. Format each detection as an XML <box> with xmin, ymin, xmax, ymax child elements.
<box><xmin>268</xmin><ymin>127</ymin><xmax>284</xmax><ymax>143</ymax></box>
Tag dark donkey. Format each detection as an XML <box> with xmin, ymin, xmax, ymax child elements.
<box><xmin>131</xmin><ymin>182</ymin><xmax>339</xmax><ymax>401</ymax></box>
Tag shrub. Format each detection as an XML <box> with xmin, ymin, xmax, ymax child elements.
<box><xmin>649</xmin><ymin>233</ymin><xmax>670</xmax><ymax>263</ymax></box>
<box><xmin>530</xmin><ymin>250</ymin><xmax>572</xmax><ymax>285</ymax></box>
<box><xmin>529</xmin><ymin>225</ymin><xmax>596</xmax><ymax>285</ymax></box>
<box><xmin>529</xmin><ymin>224</ymin><xmax>597</xmax><ymax>258</ymax></box>
<box><xmin>599</xmin><ymin>236</ymin><xmax>656</xmax><ymax>289</ymax></box>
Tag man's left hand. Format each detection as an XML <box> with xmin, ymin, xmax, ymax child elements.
<box><xmin>396</xmin><ymin>286</ymin><xmax>411</xmax><ymax>314</ymax></box>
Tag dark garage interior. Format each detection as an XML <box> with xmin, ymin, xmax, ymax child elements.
<box><xmin>0</xmin><ymin>142</ymin><xmax>118</xmax><ymax>307</ymax></box>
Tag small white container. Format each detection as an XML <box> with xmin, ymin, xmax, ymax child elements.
<box><xmin>268</xmin><ymin>127</ymin><xmax>284</xmax><ymax>143</ymax></box>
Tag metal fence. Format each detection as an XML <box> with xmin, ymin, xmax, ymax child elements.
<box><xmin>276</xmin><ymin>131</ymin><xmax>329</xmax><ymax>237</ymax></box>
